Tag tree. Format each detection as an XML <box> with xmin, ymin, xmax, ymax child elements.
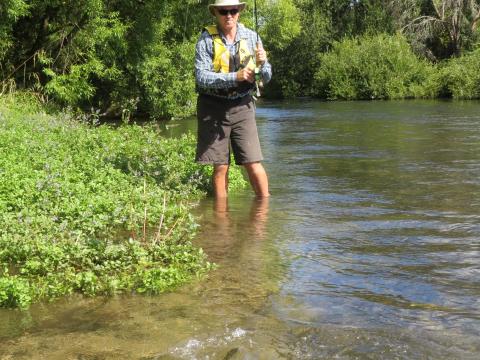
<box><xmin>0</xmin><ymin>0</ymin><xmax>210</xmax><ymax>118</ymax></box>
<box><xmin>1</xmin><ymin>1</ymin><xmax>128</xmax><ymax>104</ymax></box>
<box><xmin>392</xmin><ymin>0</ymin><xmax>480</xmax><ymax>59</ymax></box>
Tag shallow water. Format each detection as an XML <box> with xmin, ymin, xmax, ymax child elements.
<box><xmin>1</xmin><ymin>99</ymin><xmax>480</xmax><ymax>359</ymax></box>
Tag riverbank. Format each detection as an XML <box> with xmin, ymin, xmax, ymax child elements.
<box><xmin>0</xmin><ymin>93</ymin><xmax>245</xmax><ymax>308</ymax></box>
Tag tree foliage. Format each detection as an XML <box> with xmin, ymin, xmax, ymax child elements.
<box><xmin>392</xmin><ymin>0</ymin><xmax>480</xmax><ymax>59</ymax></box>
<box><xmin>0</xmin><ymin>0</ymin><xmax>211</xmax><ymax>118</ymax></box>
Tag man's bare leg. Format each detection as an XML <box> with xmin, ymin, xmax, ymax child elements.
<box><xmin>244</xmin><ymin>162</ymin><xmax>270</xmax><ymax>197</ymax></box>
<box><xmin>213</xmin><ymin>164</ymin><xmax>229</xmax><ymax>198</ymax></box>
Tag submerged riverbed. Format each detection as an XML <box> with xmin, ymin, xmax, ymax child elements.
<box><xmin>1</xmin><ymin>99</ymin><xmax>479</xmax><ymax>359</ymax></box>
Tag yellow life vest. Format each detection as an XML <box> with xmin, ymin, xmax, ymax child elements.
<box><xmin>205</xmin><ymin>24</ymin><xmax>256</xmax><ymax>73</ymax></box>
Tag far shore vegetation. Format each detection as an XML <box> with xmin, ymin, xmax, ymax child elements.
<box><xmin>2</xmin><ymin>1</ymin><xmax>480</xmax><ymax>119</ymax></box>
<box><xmin>2</xmin><ymin>0</ymin><xmax>480</xmax><ymax>307</ymax></box>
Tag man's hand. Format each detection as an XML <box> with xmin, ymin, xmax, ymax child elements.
<box><xmin>236</xmin><ymin>67</ymin><xmax>255</xmax><ymax>83</ymax></box>
<box><xmin>256</xmin><ymin>43</ymin><xmax>267</xmax><ymax>65</ymax></box>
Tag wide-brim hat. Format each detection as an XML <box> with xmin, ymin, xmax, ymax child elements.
<box><xmin>208</xmin><ymin>0</ymin><xmax>246</xmax><ymax>16</ymax></box>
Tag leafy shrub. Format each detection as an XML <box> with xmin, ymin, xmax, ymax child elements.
<box><xmin>0</xmin><ymin>95</ymin><xmax>246</xmax><ymax>308</ymax></box>
<box><xmin>136</xmin><ymin>39</ymin><xmax>197</xmax><ymax>120</ymax></box>
<box><xmin>313</xmin><ymin>33</ymin><xmax>435</xmax><ymax>100</ymax></box>
<box><xmin>424</xmin><ymin>49</ymin><xmax>480</xmax><ymax>99</ymax></box>
<box><xmin>0</xmin><ymin>276</ymin><xmax>32</xmax><ymax>309</ymax></box>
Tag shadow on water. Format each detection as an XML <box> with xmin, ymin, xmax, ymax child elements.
<box><xmin>1</xmin><ymin>99</ymin><xmax>480</xmax><ymax>359</ymax></box>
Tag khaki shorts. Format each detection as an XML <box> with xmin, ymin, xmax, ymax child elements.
<box><xmin>195</xmin><ymin>94</ymin><xmax>263</xmax><ymax>165</ymax></box>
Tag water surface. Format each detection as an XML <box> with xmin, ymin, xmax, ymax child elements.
<box><xmin>1</xmin><ymin>99</ymin><xmax>480</xmax><ymax>359</ymax></box>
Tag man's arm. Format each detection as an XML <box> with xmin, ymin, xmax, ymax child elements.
<box><xmin>195</xmin><ymin>33</ymin><xmax>237</xmax><ymax>90</ymax></box>
<box><xmin>255</xmin><ymin>35</ymin><xmax>272</xmax><ymax>84</ymax></box>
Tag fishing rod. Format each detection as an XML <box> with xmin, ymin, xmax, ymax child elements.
<box><xmin>254</xmin><ymin>0</ymin><xmax>262</xmax><ymax>97</ymax></box>
<box><xmin>254</xmin><ymin>0</ymin><xmax>259</xmax><ymax>43</ymax></box>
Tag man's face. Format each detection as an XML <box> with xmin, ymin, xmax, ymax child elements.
<box><xmin>215</xmin><ymin>6</ymin><xmax>241</xmax><ymax>32</ymax></box>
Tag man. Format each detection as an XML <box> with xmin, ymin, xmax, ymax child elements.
<box><xmin>195</xmin><ymin>0</ymin><xmax>272</xmax><ymax>198</ymax></box>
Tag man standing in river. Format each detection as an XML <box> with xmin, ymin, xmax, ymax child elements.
<box><xmin>194</xmin><ymin>0</ymin><xmax>272</xmax><ymax>198</ymax></box>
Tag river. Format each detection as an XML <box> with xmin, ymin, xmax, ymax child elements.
<box><xmin>1</xmin><ymin>99</ymin><xmax>479</xmax><ymax>359</ymax></box>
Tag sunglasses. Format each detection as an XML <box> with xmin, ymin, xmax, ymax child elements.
<box><xmin>217</xmin><ymin>8</ymin><xmax>240</xmax><ymax>16</ymax></box>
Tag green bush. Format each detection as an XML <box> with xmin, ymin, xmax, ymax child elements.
<box><xmin>0</xmin><ymin>95</ymin><xmax>246</xmax><ymax>308</ymax></box>
<box><xmin>425</xmin><ymin>49</ymin><xmax>480</xmax><ymax>99</ymax></box>
<box><xmin>0</xmin><ymin>276</ymin><xmax>32</xmax><ymax>309</ymax></box>
<box><xmin>313</xmin><ymin>33</ymin><xmax>435</xmax><ymax>100</ymax></box>
<box><xmin>137</xmin><ymin>39</ymin><xmax>197</xmax><ymax>120</ymax></box>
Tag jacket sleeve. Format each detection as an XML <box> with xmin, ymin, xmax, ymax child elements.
<box><xmin>194</xmin><ymin>32</ymin><xmax>237</xmax><ymax>90</ymax></box>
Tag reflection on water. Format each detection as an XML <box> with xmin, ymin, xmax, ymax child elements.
<box><xmin>1</xmin><ymin>99</ymin><xmax>480</xmax><ymax>359</ymax></box>
<box><xmin>211</xmin><ymin>196</ymin><xmax>270</xmax><ymax>246</ymax></box>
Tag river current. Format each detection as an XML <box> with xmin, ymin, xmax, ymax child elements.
<box><xmin>1</xmin><ymin>99</ymin><xmax>479</xmax><ymax>359</ymax></box>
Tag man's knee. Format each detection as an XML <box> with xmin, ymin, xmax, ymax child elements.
<box><xmin>214</xmin><ymin>164</ymin><xmax>229</xmax><ymax>176</ymax></box>
<box><xmin>243</xmin><ymin>162</ymin><xmax>264</xmax><ymax>174</ymax></box>
<box><xmin>214</xmin><ymin>164</ymin><xmax>229</xmax><ymax>171</ymax></box>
